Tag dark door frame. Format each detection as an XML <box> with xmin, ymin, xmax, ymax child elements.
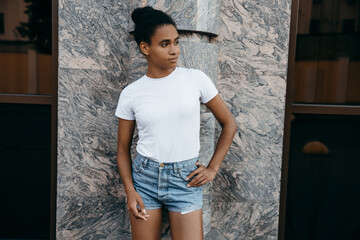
<box><xmin>0</xmin><ymin>0</ymin><xmax>58</xmax><ymax>239</ymax></box>
<box><xmin>278</xmin><ymin>0</ymin><xmax>360</xmax><ymax>239</ymax></box>
<box><xmin>278</xmin><ymin>0</ymin><xmax>299</xmax><ymax>238</ymax></box>
<box><xmin>50</xmin><ymin>0</ymin><xmax>58</xmax><ymax>238</ymax></box>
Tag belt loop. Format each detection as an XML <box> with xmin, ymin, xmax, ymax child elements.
<box><xmin>172</xmin><ymin>162</ymin><xmax>177</xmax><ymax>173</ymax></box>
<box><xmin>143</xmin><ymin>158</ymin><xmax>149</xmax><ymax>168</ymax></box>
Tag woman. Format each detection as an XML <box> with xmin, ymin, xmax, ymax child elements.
<box><xmin>115</xmin><ymin>6</ymin><xmax>237</xmax><ymax>240</ymax></box>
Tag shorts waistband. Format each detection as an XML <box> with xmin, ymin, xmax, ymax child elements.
<box><xmin>135</xmin><ymin>152</ymin><xmax>199</xmax><ymax>169</ymax></box>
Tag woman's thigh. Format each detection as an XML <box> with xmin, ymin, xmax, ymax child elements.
<box><xmin>130</xmin><ymin>208</ymin><xmax>163</xmax><ymax>240</ymax></box>
<box><xmin>168</xmin><ymin>209</ymin><xmax>203</xmax><ymax>240</ymax></box>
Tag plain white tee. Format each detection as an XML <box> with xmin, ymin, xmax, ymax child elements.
<box><xmin>115</xmin><ymin>67</ymin><xmax>219</xmax><ymax>163</ymax></box>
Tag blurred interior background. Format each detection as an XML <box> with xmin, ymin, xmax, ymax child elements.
<box><xmin>0</xmin><ymin>0</ymin><xmax>359</xmax><ymax>239</ymax></box>
<box><xmin>0</xmin><ymin>0</ymin><xmax>54</xmax><ymax>239</ymax></box>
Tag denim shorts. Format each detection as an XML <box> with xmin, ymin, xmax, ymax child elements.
<box><xmin>131</xmin><ymin>152</ymin><xmax>203</xmax><ymax>213</ymax></box>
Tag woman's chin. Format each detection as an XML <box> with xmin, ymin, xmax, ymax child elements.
<box><xmin>165</xmin><ymin>64</ymin><xmax>177</xmax><ymax>69</ymax></box>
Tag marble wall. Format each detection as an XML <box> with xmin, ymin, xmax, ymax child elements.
<box><xmin>57</xmin><ymin>0</ymin><xmax>291</xmax><ymax>239</ymax></box>
<box><xmin>129</xmin><ymin>0</ymin><xmax>220</xmax><ymax>35</ymax></box>
<box><xmin>57</xmin><ymin>0</ymin><xmax>132</xmax><ymax>238</ymax></box>
<box><xmin>208</xmin><ymin>1</ymin><xmax>291</xmax><ymax>238</ymax></box>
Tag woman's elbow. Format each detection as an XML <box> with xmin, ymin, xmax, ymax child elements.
<box><xmin>221</xmin><ymin>116</ymin><xmax>237</xmax><ymax>133</ymax></box>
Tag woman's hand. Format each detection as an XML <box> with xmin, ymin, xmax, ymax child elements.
<box><xmin>186</xmin><ymin>161</ymin><xmax>217</xmax><ymax>187</ymax></box>
<box><xmin>126</xmin><ymin>190</ymin><xmax>150</xmax><ymax>220</ymax></box>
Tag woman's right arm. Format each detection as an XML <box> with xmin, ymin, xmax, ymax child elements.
<box><xmin>117</xmin><ymin>118</ymin><xmax>149</xmax><ymax>220</ymax></box>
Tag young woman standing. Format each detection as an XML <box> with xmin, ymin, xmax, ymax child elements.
<box><xmin>115</xmin><ymin>6</ymin><xmax>237</xmax><ymax>240</ymax></box>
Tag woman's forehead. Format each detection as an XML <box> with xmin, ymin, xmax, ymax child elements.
<box><xmin>152</xmin><ymin>24</ymin><xmax>179</xmax><ymax>41</ymax></box>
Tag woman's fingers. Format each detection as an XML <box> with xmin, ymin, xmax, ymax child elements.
<box><xmin>185</xmin><ymin>165</ymin><xmax>202</xmax><ymax>181</ymax></box>
<box><xmin>127</xmin><ymin>193</ymin><xmax>150</xmax><ymax>220</ymax></box>
<box><xmin>191</xmin><ymin>174</ymin><xmax>207</xmax><ymax>187</ymax></box>
<box><xmin>129</xmin><ymin>203</ymin><xmax>147</xmax><ymax>220</ymax></box>
<box><xmin>187</xmin><ymin>164</ymin><xmax>217</xmax><ymax>187</ymax></box>
<box><xmin>187</xmin><ymin>165</ymin><xmax>206</xmax><ymax>187</ymax></box>
<box><xmin>130</xmin><ymin>204</ymin><xmax>150</xmax><ymax>220</ymax></box>
<box><xmin>137</xmin><ymin>196</ymin><xmax>148</xmax><ymax>216</ymax></box>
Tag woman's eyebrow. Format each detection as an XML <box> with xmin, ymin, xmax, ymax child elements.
<box><xmin>159</xmin><ymin>36</ymin><xmax>180</xmax><ymax>43</ymax></box>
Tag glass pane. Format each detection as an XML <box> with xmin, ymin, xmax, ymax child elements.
<box><xmin>294</xmin><ymin>0</ymin><xmax>360</xmax><ymax>105</ymax></box>
<box><xmin>0</xmin><ymin>103</ymin><xmax>51</xmax><ymax>238</ymax></box>
<box><xmin>0</xmin><ymin>0</ymin><xmax>52</xmax><ymax>95</ymax></box>
<box><xmin>285</xmin><ymin>113</ymin><xmax>360</xmax><ymax>239</ymax></box>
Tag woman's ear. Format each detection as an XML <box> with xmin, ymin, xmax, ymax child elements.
<box><xmin>139</xmin><ymin>42</ymin><xmax>150</xmax><ymax>56</ymax></box>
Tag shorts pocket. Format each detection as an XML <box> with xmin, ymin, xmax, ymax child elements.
<box><xmin>178</xmin><ymin>164</ymin><xmax>198</xmax><ymax>181</ymax></box>
<box><xmin>132</xmin><ymin>155</ymin><xmax>143</xmax><ymax>173</ymax></box>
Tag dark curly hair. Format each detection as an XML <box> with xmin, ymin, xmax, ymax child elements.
<box><xmin>131</xmin><ymin>6</ymin><xmax>177</xmax><ymax>46</ymax></box>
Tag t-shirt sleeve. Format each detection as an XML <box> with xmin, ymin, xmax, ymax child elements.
<box><xmin>115</xmin><ymin>87</ymin><xmax>135</xmax><ymax>120</ymax></box>
<box><xmin>197</xmin><ymin>70</ymin><xmax>219</xmax><ymax>104</ymax></box>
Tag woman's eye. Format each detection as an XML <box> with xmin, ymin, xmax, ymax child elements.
<box><xmin>161</xmin><ymin>43</ymin><xmax>168</xmax><ymax>47</ymax></box>
<box><xmin>175</xmin><ymin>41</ymin><xmax>179</xmax><ymax>45</ymax></box>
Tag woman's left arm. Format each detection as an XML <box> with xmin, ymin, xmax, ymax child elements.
<box><xmin>186</xmin><ymin>94</ymin><xmax>237</xmax><ymax>187</ymax></box>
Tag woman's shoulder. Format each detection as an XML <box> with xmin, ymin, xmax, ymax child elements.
<box><xmin>122</xmin><ymin>75</ymin><xmax>147</xmax><ymax>92</ymax></box>
<box><xmin>177</xmin><ymin>67</ymin><xmax>204</xmax><ymax>76</ymax></box>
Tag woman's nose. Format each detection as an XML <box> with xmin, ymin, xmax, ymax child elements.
<box><xmin>169</xmin><ymin>44</ymin><xmax>180</xmax><ymax>55</ymax></box>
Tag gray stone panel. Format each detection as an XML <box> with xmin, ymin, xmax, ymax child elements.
<box><xmin>130</xmin><ymin>0</ymin><xmax>220</xmax><ymax>35</ymax></box>
<box><xmin>57</xmin><ymin>195</ymin><xmax>131</xmax><ymax>239</ymax></box>
<box><xmin>209</xmin><ymin>201</ymin><xmax>280</xmax><ymax>240</ymax></box>
<box><xmin>216</xmin><ymin>0</ymin><xmax>291</xmax><ymax>75</ymax></box>
<box><xmin>211</xmin><ymin>160</ymin><xmax>281</xmax><ymax>203</ymax></box>
<box><xmin>57</xmin><ymin>0</ymin><xmax>291</xmax><ymax>238</ymax></box>
<box><xmin>208</xmin><ymin>0</ymin><xmax>292</xmax><ymax>237</ymax></box>
<box><xmin>57</xmin><ymin>67</ymin><xmax>129</xmax><ymax>238</ymax></box>
<box><xmin>59</xmin><ymin>0</ymin><xmax>130</xmax><ymax>71</ymax></box>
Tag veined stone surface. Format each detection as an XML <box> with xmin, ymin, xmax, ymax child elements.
<box><xmin>57</xmin><ymin>0</ymin><xmax>291</xmax><ymax>239</ymax></box>
<box><xmin>208</xmin><ymin>0</ymin><xmax>291</xmax><ymax>239</ymax></box>
<box><xmin>129</xmin><ymin>0</ymin><xmax>220</xmax><ymax>35</ymax></box>
<box><xmin>59</xmin><ymin>0</ymin><xmax>130</xmax><ymax>71</ymax></box>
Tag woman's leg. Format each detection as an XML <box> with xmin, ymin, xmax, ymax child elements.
<box><xmin>130</xmin><ymin>208</ymin><xmax>163</xmax><ymax>240</ymax></box>
<box><xmin>168</xmin><ymin>209</ymin><xmax>203</xmax><ymax>240</ymax></box>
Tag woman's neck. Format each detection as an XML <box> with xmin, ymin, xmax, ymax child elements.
<box><xmin>146</xmin><ymin>66</ymin><xmax>176</xmax><ymax>79</ymax></box>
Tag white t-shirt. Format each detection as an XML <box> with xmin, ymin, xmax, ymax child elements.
<box><xmin>115</xmin><ymin>67</ymin><xmax>218</xmax><ymax>163</ymax></box>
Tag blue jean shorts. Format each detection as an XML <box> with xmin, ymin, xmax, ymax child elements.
<box><xmin>131</xmin><ymin>152</ymin><xmax>203</xmax><ymax>213</ymax></box>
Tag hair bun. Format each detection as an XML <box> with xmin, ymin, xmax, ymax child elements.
<box><xmin>131</xmin><ymin>6</ymin><xmax>154</xmax><ymax>24</ymax></box>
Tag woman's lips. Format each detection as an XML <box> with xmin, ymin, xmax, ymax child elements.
<box><xmin>168</xmin><ymin>57</ymin><xmax>178</xmax><ymax>62</ymax></box>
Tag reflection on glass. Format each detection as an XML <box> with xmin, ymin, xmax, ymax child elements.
<box><xmin>0</xmin><ymin>0</ymin><xmax>52</xmax><ymax>95</ymax></box>
<box><xmin>294</xmin><ymin>0</ymin><xmax>360</xmax><ymax>105</ymax></box>
<box><xmin>0</xmin><ymin>103</ymin><xmax>51</xmax><ymax>238</ymax></box>
<box><xmin>285</xmin><ymin>113</ymin><xmax>360</xmax><ymax>239</ymax></box>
